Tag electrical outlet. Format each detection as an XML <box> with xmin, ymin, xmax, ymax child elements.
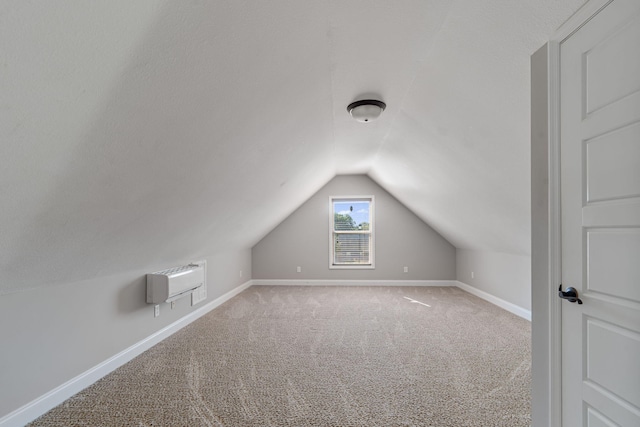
<box><xmin>403</xmin><ymin>266</ymin><xmax>408</xmax><ymax>273</ymax></box>
<box><xmin>471</xmin><ymin>271</ymin><xmax>475</xmax><ymax>279</ymax></box>
<box><xmin>296</xmin><ymin>266</ymin><xmax>302</xmax><ymax>273</ymax></box>
<box><xmin>171</xmin><ymin>301</ymin><xmax>175</xmax><ymax>309</ymax></box>
<box><xmin>191</xmin><ymin>259</ymin><xmax>207</xmax><ymax>306</ymax></box>
<box><xmin>154</xmin><ymin>305</ymin><xmax>160</xmax><ymax>317</ymax></box>
<box><xmin>192</xmin><ymin>288</ymin><xmax>201</xmax><ymax>305</ymax></box>
<box><xmin>239</xmin><ymin>270</ymin><xmax>243</xmax><ymax>278</ymax></box>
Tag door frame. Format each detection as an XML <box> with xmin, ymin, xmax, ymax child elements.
<box><xmin>532</xmin><ymin>1</ymin><xmax>614</xmax><ymax>426</ymax></box>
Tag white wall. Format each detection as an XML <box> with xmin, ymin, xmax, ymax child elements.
<box><xmin>252</xmin><ymin>175</ymin><xmax>456</xmax><ymax>280</ymax></box>
<box><xmin>0</xmin><ymin>248</ymin><xmax>251</xmax><ymax>421</ymax></box>
<box><xmin>456</xmin><ymin>249</ymin><xmax>531</xmax><ymax>311</ymax></box>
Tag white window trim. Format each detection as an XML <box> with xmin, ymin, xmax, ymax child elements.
<box><xmin>329</xmin><ymin>195</ymin><xmax>375</xmax><ymax>270</ymax></box>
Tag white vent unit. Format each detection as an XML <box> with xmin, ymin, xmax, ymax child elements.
<box><xmin>146</xmin><ymin>263</ymin><xmax>205</xmax><ymax>304</ymax></box>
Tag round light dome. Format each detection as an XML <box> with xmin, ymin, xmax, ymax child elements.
<box><xmin>347</xmin><ymin>99</ymin><xmax>386</xmax><ymax>123</ymax></box>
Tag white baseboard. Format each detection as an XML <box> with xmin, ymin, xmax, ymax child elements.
<box><xmin>251</xmin><ymin>279</ymin><xmax>457</xmax><ymax>287</ymax></box>
<box><xmin>0</xmin><ymin>280</ymin><xmax>252</xmax><ymax>427</ymax></box>
<box><xmin>455</xmin><ymin>281</ymin><xmax>531</xmax><ymax>321</ymax></box>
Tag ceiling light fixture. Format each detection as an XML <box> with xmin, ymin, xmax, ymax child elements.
<box><xmin>347</xmin><ymin>99</ymin><xmax>386</xmax><ymax>123</ymax></box>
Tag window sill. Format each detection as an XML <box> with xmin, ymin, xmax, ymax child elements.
<box><xmin>329</xmin><ymin>264</ymin><xmax>375</xmax><ymax>270</ymax></box>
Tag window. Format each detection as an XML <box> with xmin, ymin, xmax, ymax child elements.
<box><xmin>330</xmin><ymin>196</ymin><xmax>374</xmax><ymax>269</ymax></box>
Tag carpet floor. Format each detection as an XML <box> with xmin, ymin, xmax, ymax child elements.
<box><xmin>28</xmin><ymin>286</ymin><xmax>531</xmax><ymax>426</ymax></box>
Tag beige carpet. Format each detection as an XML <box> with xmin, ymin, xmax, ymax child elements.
<box><xmin>29</xmin><ymin>286</ymin><xmax>531</xmax><ymax>426</ymax></box>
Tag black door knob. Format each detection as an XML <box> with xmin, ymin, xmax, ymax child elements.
<box><xmin>558</xmin><ymin>285</ymin><xmax>583</xmax><ymax>304</ymax></box>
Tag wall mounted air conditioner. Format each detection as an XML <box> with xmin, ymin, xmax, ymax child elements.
<box><xmin>146</xmin><ymin>263</ymin><xmax>205</xmax><ymax>304</ymax></box>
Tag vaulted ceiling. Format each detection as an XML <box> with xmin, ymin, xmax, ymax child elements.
<box><xmin>0</xmin><ymin>0</ymin><xmax>585</xmax><ymax>293</ymax></box>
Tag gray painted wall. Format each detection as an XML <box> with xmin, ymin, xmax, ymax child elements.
<box><xmin>455</xmin><ymin>249</ymin><xmax>531</xmax><ymax>311</ymax></box>
<box><xmin>0</xmin><ymin>249</ymin><xmax>251</xmax><ymax>419</ymax></box>
<box><xmin>252</xmin><ymin>175</ymin><xmax>456</xmax><ymax>280</ymax></box>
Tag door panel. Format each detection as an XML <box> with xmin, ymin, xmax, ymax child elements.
<box><xmin>560</xmin><ymin>0</ymin><xmax>640</xmax><ymax>425</ymax></box>
<box><xmin>586</xmin><ymin>122</ymin><xmax>640</xmax><ymax>203</ymax></box>
<box><xmin>587</xmin><ymin>229</ymin><xmax>640</xmax><ymax>302</ymax></box>
<box><xmin>586</xmin><ymin>406</ymin><xmax>617</xmax><ymax>427</ymax></box>
<box><xmin>584</xmin><ymin>12</ymin><xmax>640</xmax><ymax>114</ymax></box>
<box><xmin>586</xmin><ymin>318</ymin><xmax>640</xmax><ymax>408</ymax></box>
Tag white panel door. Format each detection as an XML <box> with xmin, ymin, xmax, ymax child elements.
<box><xmin>560</xmin><ymin>0</ymin><xmax>640</xmax><ymax>425</ymax></box>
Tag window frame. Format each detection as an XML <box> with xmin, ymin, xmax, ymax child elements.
<box><xmin>329</xmin><ymin>196</ymin><xmax>375</xmax><ymax>269</ymax></box>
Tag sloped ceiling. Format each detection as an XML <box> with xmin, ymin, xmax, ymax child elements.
<box><xmin>0</xmin><ymin>0</ymin><xmax>585</xmax><ymax>293</ymax></box>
